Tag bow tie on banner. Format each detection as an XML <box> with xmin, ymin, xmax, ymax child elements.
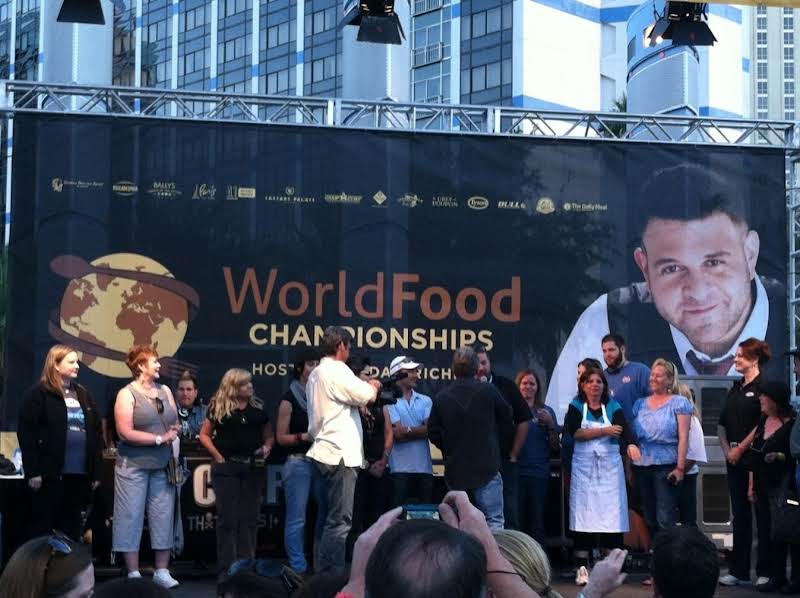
<box><xmin>686</xmin><ymin>351</ymin><xmax>736</xmax><ymax>376</ymax></box>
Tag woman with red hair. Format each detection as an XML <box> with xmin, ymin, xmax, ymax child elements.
<box><xmin>112</xmin><ymin>345</ymin><xmax>181</xmax><ymax>589</ymax></box>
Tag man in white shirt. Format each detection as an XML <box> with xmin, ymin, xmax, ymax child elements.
<box><xmin>306</xmin><ymin>326</ymin><xmax>381</xmax><ymax>573</ymax></box>
<box><xmin>387</xmin><ymin>355</ymin><xmax>433</xmax><ymax>506</ymax></box>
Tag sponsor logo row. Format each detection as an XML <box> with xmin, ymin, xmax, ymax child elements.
<box><xmin>54</xmin><ymin>178</ymin><xmax>602</xmax><ymax>214</ymax></box>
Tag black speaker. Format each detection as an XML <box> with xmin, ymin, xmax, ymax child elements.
<box><xmin>57</xmin><ymin>0</ymin><xmax>105</xmax><ymax>25</ymax></box>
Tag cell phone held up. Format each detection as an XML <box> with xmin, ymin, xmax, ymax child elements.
<box><xmin>401</xmin><ymin>504</ymin><xmax>440</xmax><ymax>520</ymax></box>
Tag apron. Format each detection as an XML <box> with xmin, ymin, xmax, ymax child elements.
<box><xmin>569</xmin><ymin>403</ymin><xmax>629</xmax><ymax>533</ymax></box>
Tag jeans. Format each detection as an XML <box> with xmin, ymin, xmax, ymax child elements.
<box><xmin>634</xmin><ymin>464</ymin><xmax>681</xmax><ymax>537</ymax></box>
<box><xmin>679</xmin><ymin>473</ymin><xmax>698</xmax><ymax>526</ymax></box>
<box><xmin>519</xmin><ymin>475</ymin><xmax>549</xmax><ymax>545</ymax></box>
<box><xmin>727</xmin><ymin>462</ymin><xmax>757</xmax><ymax>580</ymax></box>
<box><xmin>471</xmin><ymin>472</ymin><xmax>505</xmax><ymax>530</ymax></box>
<box><xmin>314</xmin><ymin>459</ymin><xmax>358</xmax><ymax>573</ymax></box>
<box><xmin>282</xmin><ymin>456</ymin><xmax>326</xmax><ymax>573</ymax></box>
<box><xmin>390</xmin><ymin>473</ymin><xmax>433</xmax><ymax>507</ymax></box>
<box><xmin>348</xmin><ymin>467</ymin><xmax>391</xmax><ymax>561</ymax></box>
<box><xmin>211</xmin><ymin>461</ymin><xmax>263</xmax><ymax>575</ymax></box>
<box><xmin>501</xmin><ymin>460</ymin><xmax>520</xmax><ymax>530</ymax></box>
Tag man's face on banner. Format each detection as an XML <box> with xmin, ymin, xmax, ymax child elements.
<box><xmin>633</xmin><ymin>211</ymin><xmax>760</xmax><ymax>358</ymax></box>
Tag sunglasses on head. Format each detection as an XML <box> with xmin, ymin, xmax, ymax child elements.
<box><xmin>45</xmin><ymin>530</ymin><xmax>73</xmax><ymax>575</ymax></box>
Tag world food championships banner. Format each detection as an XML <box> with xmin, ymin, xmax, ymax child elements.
<box><xmin>1</xmin><ymin>113</ymin><xmax>788</xmax><ymax>426</ymax></box>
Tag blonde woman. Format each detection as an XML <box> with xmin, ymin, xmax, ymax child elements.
<box><xmin>493</xmin><ymin>529</ymin><xmax>564</xmax><ymax>598</ymax></box>
<box><xmin>631</xmin><ymin>359</ymin><xmax>692</xmax><ymax>538</ymax></box>
<box><xmin>199</xmin><ymin>369</ymin><xmax>274</xmax><ymax>580</ymax></box>
<box><xmin>18</xmin><ymin>345</ymin><xmax>103</xmax><ymax>541</ymax></box>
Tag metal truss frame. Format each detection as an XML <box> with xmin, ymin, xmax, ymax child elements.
<box><xmin>2</xmin><ymin>80</ymin><xmax>800</xmax><ymax>367</ymax></box>
<box><xmin>0</xmin><ymin>80</ymin><xmax>795</xmax><ymax>148</ymax></box>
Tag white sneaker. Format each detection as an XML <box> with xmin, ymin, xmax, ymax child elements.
<box><xmin>152</xmin><ymin>568</ymin><xmax>180</xmax><ymax>589</ymax></box>
<box><xmin>719</xmin><ymin>574</ymin><xmax>749</xmax><ymax>586</ymax></box>
<box><xmin>127</xmin><ymin>570</ymin><xmax>141</xmax><ymax>579</ymax></box>
<box><xmin>575</xmin><ymin>565</ymin><xmax>590</xmax><ymax>586</ymax></box>
<box><xmin>756</xmin><ymin>577</ymin><xmax>771</xmax><ymax>587</ymax></box>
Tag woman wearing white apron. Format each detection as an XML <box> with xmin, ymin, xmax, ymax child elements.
<box><xmin>565</xmin><ymin>364</ymin><xmax>640</xmax><ymax>585</ymax></box>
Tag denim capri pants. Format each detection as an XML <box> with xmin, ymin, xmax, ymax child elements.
<box><xmin>112</xmin><ymin>458</ymin><xmax>175</xmax><ymax>552</ymax></box>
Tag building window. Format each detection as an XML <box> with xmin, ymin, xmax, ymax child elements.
<box><xmin>757</xmin><ymin>31</ymin><xmax>767</xmax><ymax>45</ymax></box>
<box><xmin>785</xmin><ymin>16</ymin><xmax>795</xmax><ymax>30</ymax></box>
<box><xmin>786</xmin><ymin>62</ymin><xmax>795</xmax><ymax>79</ymax></box>
<box><xmin>787</xmin><ymin>81</ymin><xmax>796</xmax><ymax>95</ymax></box>
<box><xmin>757</xmin><ymin>16</ymin><xmax>767</xmax><ymax>30</ymax></box>
<box><xmin>786</xmin><ymin>47</ymin><xmax>795</xmax><ymax>61</ymax></box>
<box><xmin>757</xmin><ymin>47</ymin><xmax>767</xmax><ymax>61</ymax></box>
<box><xmin>786</xmin><ymin>32</ymin><xmax>795</xmax><ymax>46</ymax></box>
<box><xmin>758</xmin><ymin>110</ymin><xmax>768</xmax><ymax>119</ymax></box>
<box><xmin>786</xmin><ymin>96</ymin><xmax>795</xmax><ymax>111</ymax></box>
<box><xmin>471</xmin><ymin>65</ymin><xmax>486</xmax><ymax>91</ymax></box>
<box><xmin>471</xmin><ymin>12</ymin><xmax>485</xmax><ymax>37</ymax></box>
<box><xmin>758</xmin><ymin>81</ymin><xmax>768</xmax><ymax>94</ymax></box>
<box><xmin>758</xmin><ymin>96</ymin><xmax>768</xmax><ymax>110</ymax></box>
<box><xmin>786</xmin><ymin>110</ymin><xmax>795</xmax><ymax>120</ymax></box>
<box><xmin>758</xmin><ymin>62</ymin><xmax>768</xmax><ymax>78</ymax></box>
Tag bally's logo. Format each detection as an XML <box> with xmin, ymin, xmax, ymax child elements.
<box><xmin>467</xmin><ymin>196</ymin><xmax>489</xmax><ymax>210</ymax></box>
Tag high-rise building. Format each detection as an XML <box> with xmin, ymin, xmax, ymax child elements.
<box><xmin>0</xmin><ymin>0</ymin><xmax>752</xmax><ymax>115</ymax></box>
<box><xmin>750</xmin><ymin>5</ymin><xmax>796</xmax><ymax>121</ymax></box>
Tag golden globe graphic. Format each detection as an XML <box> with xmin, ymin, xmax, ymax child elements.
<box><xmin>49</xmin><ymin>253</ymin><xmax>200</xmax><ymax>378</ymax></box>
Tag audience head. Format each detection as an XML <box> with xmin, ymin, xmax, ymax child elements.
<box><xmin>650</xmin><ymin>358</ymin><xmax>680</xmax><ymax>395</ymax></box>
<box><xmin>125</xmin><ymin>345</ymin><xmax>159</xmax><ymax>379</ymax></box>
<box><xmin>737</xmin><ymin>337</ymin><xmax>772</xmax><ymax>370</ymax></box>
<box><xmin>217</xmin><ymin>570</ymin><xmax>290</xmax><ymax>598</ymax></box>
<box><xmin>677</xmin><ymin>383</ymin><xmax>699</xmax><ymax>417</ymax></box>
<box><xmin>209</xmin><ymin>368</ymin><xmax>253</xmax><ymax>422</ymax></box>
<box><xmin>578</xmin><ymin>364</ymin><xmax>609</xmax><ymax>404</ymax></box>
<box><xmin>365</xmin><ymin>518</ymin><xmax>487</xmax><ymax>598</ymax></box>
<box><xmin>515</xmin><ymin>368</ymin><xmax>544</xmax><ymax>406</ymax></box>
<box><xmin>651</xmin><ymin>526</ymin><xmax>719</xmax><ymax>598</ymax></box>
<box><xmin>176</xmin><ymin>370</ymin><xmax>199</xmax><ymax>408</ymax></box>
<box><xmin>492</xmin><ymin>530</ymin><xmax>564</xmax><ymax>598</ymax></box>
<box><xmin>576</xmin><ymin>357</ymin><xmax>602</xmax><ymax>387</ymax></box>
<box><xmin>0</xmin><ymin>533</ymin><xmax>94</xmax><ymax>598</ymax></box>
<box><xmin>40</xmin><ymin>345</ymin><xmax>80</xmax><ymax>395</ymax></box>
<box><xmin>291</xmin><ymin>572</ymin><xmax>349</xmax><ymax>598</ymax></box>
<box><xmin>759</xmin><ymin>380</ymin><xmax>794</xmax><ymax>419</ymax></box>
<box><xmin>293</xmin><ymin>348</ymin><xmax>321</xmax><ymax>382</ymax></box>
<box><xmin>320</xmin><ymin>326</ymin><xmax>353</xmax><ymax>359</ymax></box>
<box><xmin>346</xmin><ymin>353</ymin><xmax>372</xmax><ymax>380</ymax></box>
<box><xmin>452</xmin><ymin>346</ymin><xmax>480</xmax><ymax>380</ymax></box>
<box><xmin>93</xmin><ymin>577</ymin><xmax>171</xmax><ymax>598</ymax></box>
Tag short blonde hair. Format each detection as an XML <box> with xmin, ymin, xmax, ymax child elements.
<box><xmin>651</xmin><ymin>358</ymin><xmax>680</xmax><ymax>395</ymax></box>
<box><xmin>492</xmin><ymin>530</ymin><xmax>564</xmax><ymax>598</ymax></box>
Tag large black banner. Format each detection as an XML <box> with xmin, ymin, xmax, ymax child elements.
<box><xmin>1</xmin><ymin>113</ymin><xmax>787</xmax><ymax>426</ymax></box>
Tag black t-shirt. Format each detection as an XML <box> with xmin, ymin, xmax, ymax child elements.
<box><xmin>361</xmin><ymin>405</ymin><xmax>386</xmax><ymax>463</ymax></box>
<box><xmin>751</xmin><ymin>413</ymin><xmax>797</xmax><ymax>491</ymax></box>
<box><xmin>719</xmin><ymin>376</ymin><xmax>763</xmax><ymax>444</ymax></box>
<box><xmin>209</xmin><ymin>400</ymin><xmax>269</xmax><ymax>458</ymax></box>
<box><xmin>281</xmin><ymin>390</ymin><xmax>312</xmax><ymax>456</ymax></box>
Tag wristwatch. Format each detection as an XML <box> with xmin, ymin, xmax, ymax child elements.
<box><xmin>155</xmin><ymin>434</ymin><xmax>163</xmax><ymax>446</ymax></box>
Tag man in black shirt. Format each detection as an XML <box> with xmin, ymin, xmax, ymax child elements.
<box><xmin>429</xmin><ymin>346</ymin><xmax>513</xmax><ymax>530</ymax></box>
<box><xmin>473</xmin><ymin>344</ymin><xmax>532</xmax><ymax>530</ymax></box>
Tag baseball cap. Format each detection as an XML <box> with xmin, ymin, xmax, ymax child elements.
<box><xmin>389</xmin><ymin>355</ymin><xmax>422</xmax><ymax>376</ymax></box>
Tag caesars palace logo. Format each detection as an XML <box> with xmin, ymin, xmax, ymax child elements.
<box><xmin>265</xmin><ymin>186</ymin><xmax>315</xmax><ymax>204</ymax></box>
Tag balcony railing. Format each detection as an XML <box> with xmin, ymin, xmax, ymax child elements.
<box><xmin>413</xmin><ymin>0</ymin><xmax>443</xmax><ymax>15</ymax></box>
<box><xmin>413</xmin><ymin>42</ymin><xmax>443</xmax><ymax>68</ymax></box>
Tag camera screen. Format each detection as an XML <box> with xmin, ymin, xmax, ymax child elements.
<box><xmin>403</xmin><ymin>505</ymin><xmax>440</xmax><ymax>520</ymax></box>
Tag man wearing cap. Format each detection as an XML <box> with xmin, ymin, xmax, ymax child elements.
<box><xmin>386</xmin><ymin>356</ymin><xmax>433</xmax><ymax>507</ymax></box>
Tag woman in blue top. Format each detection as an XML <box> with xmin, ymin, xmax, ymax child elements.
<box><xmin>632</xmin><ymin>358</ymin><xmax>693</xmax><ymax>538</ymax></box>
<box><xmin>515</xmin><ymin>368</ymin><xmax>558</xmax><ymax>546</ymax></box>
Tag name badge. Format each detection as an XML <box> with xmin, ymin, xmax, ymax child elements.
<box><xmin>745</xmin><ymin>392</ymin><xmax>755</xmax><ymax>398</ymax></box>
<box><xmin>65</xmin><ymin>398</ymin><xmax>80</xmax><ymax>408</ymax></box>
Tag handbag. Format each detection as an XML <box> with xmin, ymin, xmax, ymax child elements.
<box><xmin>770</xmin><ymin>474</ymin><xmax>800</xmax><ymax>544</ymax></box>
<box><xmin>153</xmin><ymin>394</ymin><xmax>187</xmax><ymax>487</ymax></box>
